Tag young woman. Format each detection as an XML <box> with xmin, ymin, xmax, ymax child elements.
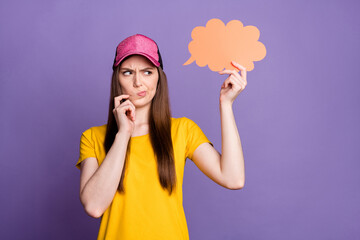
<box><xmin>76</xmin><ymin>34</ymin><xmax>246</xmax><ymax>239</ymax></box>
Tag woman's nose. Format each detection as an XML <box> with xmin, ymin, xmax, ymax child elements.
<box><xmin>133</xmin><ymin>73</ymin><xmax>143</xmax><ymax>87</ymax></box>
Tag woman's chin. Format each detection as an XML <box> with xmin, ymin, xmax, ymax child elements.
<box><xmin>132</xmin><ymin>98</ymin><xmax>152</xmax><ymax>109</ymax></box>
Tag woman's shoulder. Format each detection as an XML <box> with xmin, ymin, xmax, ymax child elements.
<box><xmin>170</xmin><ymin>117</ymin><xmax>209</xmax><ymax>145</ymax></box>
<box><xmin>81</xmin><ymin>123</ymin><xmax>107</xmax><ymax>138</ymax></box>
<box><xmin>171</xmin><ymin>116</ymin><xmax>198</xmax><ymax>130</ymax></box>
<box><xmin>171</xmin><ymin>116</ymin><xmax>191</xmax><ymax>124</ymax></box>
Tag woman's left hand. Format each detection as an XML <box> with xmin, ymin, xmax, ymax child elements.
<box><xmin>218</xmin><ymin>61</ymin><xmax>247</xmax><ymax>105</ymax></box>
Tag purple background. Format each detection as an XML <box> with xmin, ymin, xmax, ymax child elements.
<box><xmin>1</xmin><ymin>0</ymin><xmax>359</xmax><ymax>239</ymax></box>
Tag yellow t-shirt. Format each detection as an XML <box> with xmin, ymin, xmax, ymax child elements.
<box><xmin>76</xmin><ymin>117</ymin><xmax>212</xmax><ymax>240</ymax></box>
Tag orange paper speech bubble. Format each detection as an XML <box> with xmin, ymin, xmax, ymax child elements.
<box><xmin>184</xmin><ymin>18</ymin><xmax>266</xmax><ymax>72</ymax></box>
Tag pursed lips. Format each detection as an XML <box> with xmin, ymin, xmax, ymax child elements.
<box><xmin>137</xmin><ymin>91</ymin><xmax>146</xmax><ymax>96</ymax></box>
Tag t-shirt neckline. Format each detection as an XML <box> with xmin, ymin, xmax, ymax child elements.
<box><xmin>130</xmin><ymin>133</ymin><xmax>149</xmax><ymax>139</ymax></box>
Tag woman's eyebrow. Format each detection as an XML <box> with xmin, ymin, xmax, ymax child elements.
<box><xmin>120</xmin><ymin>67</ymin><xmax>155</xmax><ymax>71</ymax></box>
<box><xmin>119</xmin><ymin>67</ymin><xmax>133</xmax><ymax>71</ymax></box>
<box><xmin>141</xmin><ymin>67</ymin><xmax>156</xmax><ymax>70</ymax></box>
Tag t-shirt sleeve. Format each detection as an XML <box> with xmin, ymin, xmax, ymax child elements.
<box><xmin>75</xmin><ymin>128</ymin><xmax>97</xmax><ymax>170</ymax></box>
<box><xmin>185</xmin><ymin>118</ymin><xmax>213</xmax><ymax>160</ymax></box>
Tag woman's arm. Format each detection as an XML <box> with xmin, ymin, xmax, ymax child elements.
<box><xmin>80</xmin><ymin>132</ymin><xmax>130</xmax><ymax>218</ymax></box>
<box><xmin>191</xmin><ymin>61</ymin><xmax>246</xmax><ymax>189</ymax></box>
<box><xmin>80</xmin><ymin>95</ymin><xmax>136</xmax><ymax>218</ymax></box>
<box><xmin>218</xmin><ymin>101</ymin><xmax>245</xmax><ymax>188</ymax></box>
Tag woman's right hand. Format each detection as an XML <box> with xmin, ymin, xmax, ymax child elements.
<box><xmin>113</xmin><ymin>95</ymin><xmax>136</xmax><ymax>137</ymax></box>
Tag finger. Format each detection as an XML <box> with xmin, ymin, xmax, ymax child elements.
<box><xmin>224</xmin><ymin>68</ymin><xmax>246</xmax><ymax>86</ymax></box>
<box><xmin>218</xmin><ymin>69</ymin><xmax>235</xmax><ymax>75</ymax></box>
<box><xmin>119</xmin><ymin>99</ymin><xmax>136</xmax><ymax>114</ymax></box>
<box><xmin>218</xmin><ymin>69</ymin><xmax>242</xmax><ymax>80</ymax></box>
<box><xmin>126</xmin><ymin>104</ymin><xmax>136</xmax><ymax>121</ymax></box>
<box><xmin>220</xmin><ymin>70</ymin><xmax>240</xmax><ymax>83</ymax></box>
<box><xmin>231</xmin><ymin>61</ymin><xmax>247</xmax><ymax>80</ymax></box>
<box><xmin>230</xmin><ymin>75</ymin><xmax>245</xmax><ymax>90</ymax></box>
<box><xmin>223</xmin><ymin>78</ymin><xmax>233</xmax><ymax>89</ymax></box>
<box><xmin>226</xmin><ymin>76</ymin><xmax>244</xmax><ymax>91</ymax></box>
<box><xmin>118</xmin><ymin>99</ymin><xmax>132</xmax><ymax>115</ymax></box>
<box><xmin>124</xmin><ymin>99</ymin><xmax>136</xmax><ymax>111</ymax></box>
<box><xmin>121</xmin><ymin>104</ymin><xmax>136</xmax><ymax>121</ymax></box>
<box><xmin>115</xmin><ymin>94</ymin><xmax>130</xmax><ymax>101</ymax></box>
<box><xmin>221</xmin><ymin>74</ymin><xmax>230</xmax><ymax>88</ymax></box>
<box><xmin>230</xmin><ymin>74</ymin><xmax>246</xmax><ymax>88</ymax></box>
<box><xmin>128</xmin><ymin>105</ymin><xmax>136</xmax><ymax>121</ymax></box>
<box><xmin>118</xmin><ymin>100</ymin><xmax>132</xmax><ymax>111</ymax></box>
<box><xmin>114</xmin><ymin>95</ymin><xmax>130</xmax><ymax>109</ymax></box>
<box><xmin>114</xmin><ymin>95</ymin><xmax>129</xmax><ymax>109</ymax></box>
<box><xmin>231</xmin><ymin>61</ymin><xmax>245</xmax><ymax>71</ymax></box>
<box><xmin>115</xmin><ymin>100</ymin><xmax>132</xmax><ymax>112</ymax></box>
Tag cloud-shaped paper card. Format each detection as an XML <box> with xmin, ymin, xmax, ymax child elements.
<box><xmin>184</xmin><ymin>18</ymin><xmax>266</xmax><ymax>72</ymax></box>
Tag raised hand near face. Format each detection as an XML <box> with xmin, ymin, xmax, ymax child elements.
<box><xmin>113</xmin><ymin>94</ymin><xmax>136</xmax><ymax>136</ymax></box>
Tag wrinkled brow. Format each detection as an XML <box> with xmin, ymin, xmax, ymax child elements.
<box><xmin>120</xmin><ymin>67</ymin><xmax>156</xmax><ymax>71</ymax></box>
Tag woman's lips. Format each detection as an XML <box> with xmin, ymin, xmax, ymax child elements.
<box><xmin>137</xmin><ymin>91</ymin><xmax>146</xmax><ymax>97</ymax></box>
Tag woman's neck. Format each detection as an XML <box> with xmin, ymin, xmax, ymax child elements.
<box><xmin>132</xmin><ymin>104</ymin><xmax>150</xmax><ymax>136</ymax></box>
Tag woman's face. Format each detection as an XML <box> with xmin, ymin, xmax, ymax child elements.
<box><xmin>118</xmin><ymin>55</ymin><xmax>159</xmax><ymax>109</ymax></box>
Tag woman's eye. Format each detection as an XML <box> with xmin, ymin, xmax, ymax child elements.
<box><xmin>144</xmin><ymin>71</ymin><xmax>152</xmax><ymax>75</ymax></box>
<box><xmin>123</xmin><ymin>71</ymin><xmax>131</xmax><ymax>76</ymax></box>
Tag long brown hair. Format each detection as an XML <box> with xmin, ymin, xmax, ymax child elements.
<box><xmin>104</xmin><ymin>59</ymin><xmax>176</xmax><ymax>195</ymax></box>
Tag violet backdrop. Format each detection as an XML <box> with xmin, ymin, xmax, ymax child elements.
<box><xmin>1</xmin><ymin>0</ymin><xmax>359</xmax><ymax>239</ymax></box>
